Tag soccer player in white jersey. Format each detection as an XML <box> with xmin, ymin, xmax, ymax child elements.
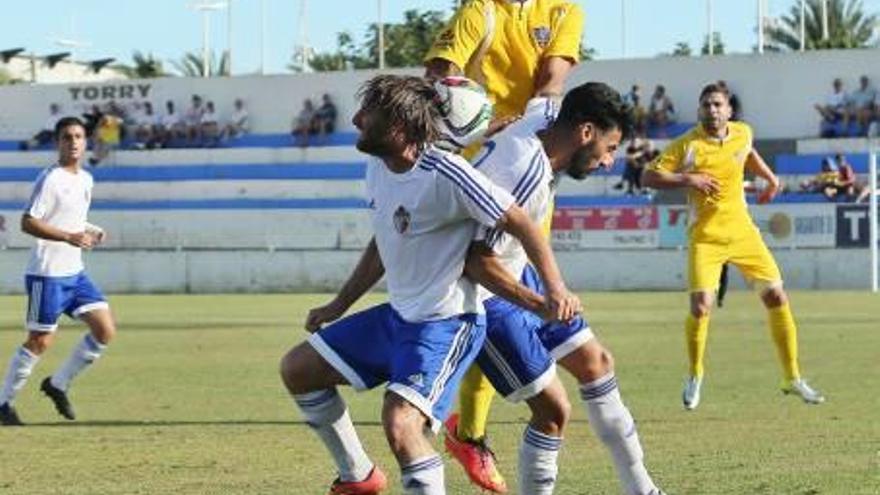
<box><xmin>278</xmin><ymin>75</ymin><xmax>579</xmax><ymax>495</ymax></box>
<box><xmin>0</xmin><ymin>117</ymin><xmax>117</xmax><ymax>426</ymax></box>
<box><xmin>456</xmin><ymin>83</ymin><xmax>664</xmax><ymax>494</ymax></box>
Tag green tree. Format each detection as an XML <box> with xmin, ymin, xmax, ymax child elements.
<box><xmin>303</xmin><ymin>8</ymin><xmax>447</xmax><ymax>71</ymax></box>
<box><xmin>580</xmin><ymin>45</ymin><xmax>598</xmax><ymax>61</ymax></box>
<box><xmin>113</xmin><ymin>51</ymin><xmax>169</xmax><ymax>79</ymax></box>
<box><xmin>670</xmin><ymin>41</ymin><xmax>693</xmax><ymax>57</ymax></box>
<box><xmin>172</xmin><ymin>51</ymin><xmax>230</xmax><ymax>77</ymax></box>
<box><xmin>766</xmin><ymin>0</ymin><xmax>878</xmax><ymax>51</ymax></box>
<box><xmin>701</xmin><ymin>32</ymin><xmax>726</xmax><ymax>55</ymax></box>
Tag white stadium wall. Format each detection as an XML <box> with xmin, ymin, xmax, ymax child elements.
<box><xmin>1</xmin><ymin>49</ymin><xmax>879</xmax><ymax>139</ymax></box>
<box><xmin>0</xmin><ymin>247</ymin><xmax>872</xmax><ymax>294</ymax></box>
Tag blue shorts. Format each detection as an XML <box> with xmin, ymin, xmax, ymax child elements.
<box><xmin>476</xmin><ymin>265</ymin><xmax>593</xmax><ymax>402</ymax></box>
<box><xmin>308</xmin><ymin>303</ymin><xmax>486</xmax><ymax>432</ymax></box>
<box><xmin>25</xmin><ymin>272</ymin><xmax>108</xmax><ymax>333</ymax></box>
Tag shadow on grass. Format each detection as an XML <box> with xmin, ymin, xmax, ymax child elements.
<box><xmin>20</xmin><ymin>418</ymin><xmax>617</xmax><ymax>428</ymax></box>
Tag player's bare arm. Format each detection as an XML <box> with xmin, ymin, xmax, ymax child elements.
<box><xmin>21</xmin><ymin>213</ymin><xmax>94</xmax><ymax>249</ymax></box>
<box><xmin>424</xmin><ymin>58</ymin><xmax>461</xmax><ymax>80</ymax></box>
<box><xmin>533</xmin><ymin>56</ymin><xmax>575</xmax><ymax>99</ymax></box>
<box><xmin>463</xmin><ymin>242</ymin><xmax>550</xmax><ymax>319</ymax></box>
<box><xmin>745</xmin><ymin>149</ymin><xmax>781</xmax><ymax>204</ymax></box>
<box><xmin>642</xmin><ymin>168</ymin><xmax>720</xmax><ymax>196</ymax></box>
<box><xmin>305</xmin><ymin>238</ymin><xmax>385</xmax><ymax>332</ymax></box>
<box><xmin>495</xmin><ymin>204</ymin><xmax>581</xmax><ymax>321</ymax></box>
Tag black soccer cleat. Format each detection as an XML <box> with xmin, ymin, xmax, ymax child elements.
<box><xmin>0</xmin><ymin>402</ymin><xmax>24</xmax><ymax>426</ymax></box>
<box><xmin>40</xmin><ymin>377</ymin><xmax>76</xmax><ymax>420</ymax></box>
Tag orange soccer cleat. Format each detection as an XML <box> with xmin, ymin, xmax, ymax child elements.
<box><xmin>443</xmin><ymin>413</ymin><xmax>508</xmax><ymax>493</ymax></box>
<box><xmin>328</xmin><ymin>466</ymin><xmax>388</xmax><ymax>495</ymax></box>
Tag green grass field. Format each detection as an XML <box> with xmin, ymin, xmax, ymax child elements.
<box><xmin>0</xmin><ymin>292</ymin><xmax>877</xmax><ymax>494</ymax></box>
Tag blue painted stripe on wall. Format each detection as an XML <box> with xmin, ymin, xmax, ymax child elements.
<box><xmin>0</xmin><ymin>163</ymin><xmax>368</xmax><ymax>182</ymax></box>
<box><xmin>0</xmin><ymin>197</ymin><xmax>368</xmax><ymax>210</ymax></box>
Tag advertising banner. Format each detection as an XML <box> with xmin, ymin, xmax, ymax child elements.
<box><xmin>751</xmin><ymin>203</ymin><xmax>836</xmax><ymax>248</ymax></box>
<box><xmin>551</xmin><ymin>206</ymin><xmax>658</xmax><ymax>250</ymax></box>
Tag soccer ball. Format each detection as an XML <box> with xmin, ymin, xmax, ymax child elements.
<box><xmin>433</xmin><ymin>76</ymin><xmax>493</xmax><ymax>152</ymax></box>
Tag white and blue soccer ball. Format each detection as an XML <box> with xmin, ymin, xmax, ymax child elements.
<box><xmin>433</xmin><ymin>76</ymin><xmax>493</xmax><ymax>152</ymax></box>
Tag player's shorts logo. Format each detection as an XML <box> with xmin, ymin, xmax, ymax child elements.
<box><xmin>393</xmin><ymin>205</ymin><xmax>411</xmax><ymax>234</ymax></box>
<box><xmin>533</xmin><ymin>26</ymin><xmax>551</xmax><ymax>48</ymax></box>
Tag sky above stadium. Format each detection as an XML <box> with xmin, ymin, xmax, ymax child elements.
<box><xmin>2</xmin><ymin>0</ymin><xmax>879</xmax><ymax>75</ymax></box>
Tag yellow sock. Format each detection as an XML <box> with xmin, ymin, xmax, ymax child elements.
<box><xmin>767</xmin><ymin>304</ymin><xmax>800</xmax><ymax>381</ymax></box>
<box><xmin>685</xmin><ymin>314</ymin><xmax>710</xmax><ymax>378</ymax></box>
<box><xmin>457</xmin><ymin>365</ymin><xmax>496</xmax><ymax>440</ymax></box>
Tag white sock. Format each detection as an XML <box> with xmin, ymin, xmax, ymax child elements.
<box><xmin>400</xmin><ymin>455</ymin><xmax>445</xmax><ymax>494</ymax></box>
<box><xmin>519</xmin><ymin>425</ymin><xmax>561</xmax><ymax>495</ymax></box>
<box><xmin>51</xmin><ymin>333</ymin><xmax>106</xmax><ymax>391</ymax></box>
<box><xmin>581</xmin><ymin>373</ymin><xmax>658</xmax><ymax>495</ymax></box>
<box><xmin>0</xmin><ymin>346</ymin><xmax>40</xmax><ymax>405</ymax></box>
<box><xmin>293</xmin><ymin>388</ymin><xmax>373</xmax><ymax>483</ymax></box>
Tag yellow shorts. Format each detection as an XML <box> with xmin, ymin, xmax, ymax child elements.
<box><xmin>688</xmin><ymin>226</ymin><xmax>782</xmax><ymax>293</ymax></box>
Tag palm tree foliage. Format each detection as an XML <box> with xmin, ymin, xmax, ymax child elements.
<box><xmin>766</xmin><ymin>0</ymin><xmax>878</xmax><ymax>51</ymax></box>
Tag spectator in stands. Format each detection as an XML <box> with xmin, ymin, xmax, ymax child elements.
<box><xmin>184</xmin><ymin>94</ymin><xmax>205</xmax><ymax>145</ymax></box>
<box><xmin>20</xmin><ymin>104</ymin><xmax>63</xmax><ymax>150</ymax></box>
<box><xmin>89</xmin><ymin>110</ymin><xmax>123</xmax><ymax>166</ymax></box>
<box><xmin>615</xmin><ymin>121</ymin><xmax>656</xmax><ymax>195</ymax></box>
<box><xmin>291</xmin><ymin>98</ymin><xmax>316</xmax><ymax>147</ymax></box>
<box><xmin>157</xmin><ymin>100</ymin><xmax>186</xmax><ymax>148</ymax></box>
<box><xmin>81</xmin><ymin>104</ymin><xmax>104</xmax><ymax>139</ymax></box>
<box><xmin>223</xmin><ymin>98</ymin><xmax>250</xmax><ymax>140</ymax></box>
<box><xmin>648</xmin><ymin>85</ymin><xmax>676</xmax><ymax>133</ymax></box>
<box><xmin>623</xmin><ymin>84</ymin><xmax>646</xmax><ymax>129</ymax></box>
<box><xmin>133</xmin><ymin>101</ymin><xmax>158</xmax><ymax>149</ymax></box>
<box><xmin>848</xmin><ymin>75</ymin><xmax>876</xmax><ymax>135</ymax></box>
<box><xmin>717</xmin><ymin>80</ymin><xmax>742</xmax><ymax>121</ymax></box>
<box><xmin>312</xmin><ymin>93</ymin><xmax>338</xmax><ymax>141</ymax></box>
<box><xmin>833</xmin><ymin>153</ymin><xmax>867</xmax><ymax>200</ymax></box>
<box><xmin>800</xmin><ymin>156</ymin><xmax>840</xmax><ymax>200</ymax></box>
<box><xmin>815</xmin><ymin>78</ymin><xmax>848</xmax><ymax>136</ymax></box>
<box><xmin>200</xmin><ymin>101</ymin><xmax>221</xmax><ymax>147</ymax></box>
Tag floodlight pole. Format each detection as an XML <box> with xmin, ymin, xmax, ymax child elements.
<box><xmin>377</xmin><ymin>0</ymin><xmax>385</xmax><ymax>69</ymax></box>
<box><xmin>757</xmin><ymin>0</ymin><xmax>764</xmax><ymax>54</ymax></box>
<box><xmin>821</xmin><ymin>0</ymin><xmax>829</xmax><ymax>41</ymax></box>
<box><xmin>707</xmin><ymin>0</ymin><xmax>714</xmax><ymax>55</ymax></box>
<box><xmin>800</xmin><ymin>0</ymin><xmax>806</xmax><ymax>51</ymax></box>
<box><xmin>869</xmin><ymin>124</ymin><xmax>878</xmax><ymax>293</ymax></box>
<box><xmin>620</xmin><ymin>0</ymin><xmax>627</xmax><ymax>58</ymax></box>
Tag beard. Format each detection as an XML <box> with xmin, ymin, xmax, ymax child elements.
<box><xmin>565</xmin><ymin>144</ymin><xmax>600</xmax><ymax>180</ymax></box>
<box><xmin>356</xmin><ymin>128</ymin><xmax>398</xmax><ymax>158</ymax></box>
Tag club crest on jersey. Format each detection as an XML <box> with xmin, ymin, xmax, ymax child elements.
<box><xmin>393</xmin><ymin>205</ymin><xmax>411</xmax><ymax>234</ymax></box>
<box><xmin>532</xmin><ymin>26</ymin><xmax>551</xmax><ymax>48</ymax></box>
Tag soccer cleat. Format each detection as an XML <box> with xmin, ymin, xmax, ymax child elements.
<box><xmin>782</xmin><ymin>379</ymin><xmax>825</xmax><ymax>404</ymax></box>
<box><xmin>328</xmin><ymin>466</ymin><xmax>387</xmax><ymax>495</ymax></box>
<box><xmin>443</xmin><ymin>413</ymin><xmax>508</xmax><ymax>493</ymax></box>
<box><xmin>682</xmin><ymin>375</ymin><xmax>703</xmax><ymax>411</ymax></box>
<box><xmin>40</xmin><ymin>377</ymin><xmax>76</xmax><ymax>420</ymax></box>
<box><xmin>0</xmin><ymin>402</ymin><xmax>24</xmax><ymax>426</ymax></box>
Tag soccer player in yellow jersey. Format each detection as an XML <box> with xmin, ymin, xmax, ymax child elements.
<box><xmin>642</xmin><ymin>82</ymin><xmax>825</xmax><ymax>411</ymax></box>
<box><xmin>424</xmin><ymin>1</ymin><xmax>582</xmax><ymax>491</ymax></box>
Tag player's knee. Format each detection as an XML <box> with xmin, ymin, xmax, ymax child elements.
<box><xmin>382</xmin><ymin>394</ymin><xmax>427</xmax><ymax>454</ymax></box>
<box><xmin>24</xmin><ymin>332</ymin><xmax>53</xmax><ymax>355</ymax></box>
<box><xmin>690</xmin><ymin>302</ymin><xmax>711</xmax><ymax>318</ymax></box>
<box><xmin>562</xmin><ymin>342</ymin><xmax>614</xmax><ymax>382</ymax></box>
<box><xmin>533</xmin><ymin>396</ymin><xmax>571</xmax><ymax>436</ymax></box>
<box><xmin>93</xmin><ymin>322</ymin><xmax>116</xmax><ymax>345</ymax></box>
<box><xmin>279</xmin><ymin>344</ymin><xmax>312</xmax><ymax>393</ymax></box>
<box><xmin>761</xmin><ymin>286</ymin><xmax>788</xmax><ymax>308</ymax></box>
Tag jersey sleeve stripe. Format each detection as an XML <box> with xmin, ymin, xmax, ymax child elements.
<box><xmin>24</xmin><ymin>168</ymin><xmax>52</xmax><ymax>212</ymax></box>
<box><xmin>423</xmin><ymin>155</ymin><xmax>506</xmax><ymax>219</ymax></box>
<box><xmin>511</xmin><ymin>150</ymin><xmax>543</xmax><ymax>201</ymax></box>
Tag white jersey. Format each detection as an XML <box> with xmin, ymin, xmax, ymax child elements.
<box><xmin>366</xmin><ymin>145</ymin><xmax>515</xmax><ymax>322</ymax></box>
<box><xmin>472</xmin><ymin>97</ymin><xmax>558</xmax><ymax>301</ymax></box>
<box><xmin>24</xmin><ymin>165</ymin><xmax>94</xmax><ymax>277</ymax></box>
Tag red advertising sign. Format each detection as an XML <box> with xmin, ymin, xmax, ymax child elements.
<box><xmin>552</xmin><ymin>206</ymin><xmax>658</xmax><ymax>231</ymax></box>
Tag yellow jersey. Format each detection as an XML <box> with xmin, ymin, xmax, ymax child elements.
<box><xmin>425</xmin><ymin>0</ymin><xmax>583</xmax><ymax>120</ymax></box>
<box><xmin>649</xmin><ymin>122</ymin><xmax>755</xmax><ymax>242</ymax></box>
